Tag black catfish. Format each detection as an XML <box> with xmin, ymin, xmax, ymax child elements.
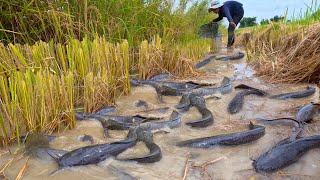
<box><xmin>55</xmin><ymin>128</ymin><xmax>144</xmax><ymax>168</ymax></box>
<box><xmin>270</xmin><ymin>86</ymin><xmax>316</xmax><ymax>100</ymax></box>
<box><xmin>148</xmin><ymin>80</ymin><xmax>216</xmax><ymax>102</ymax></box>
<box><xmin>118</xmin><ymin>129</ymin><xmax>162</xmax><ymax>163</ymax></box>
<box><xmin>194</xmin><ymin>54</ymin><xmax>216</xmax><ymax>69</ymax></box>
<box><xmin>228</xmin><ymin>89</ymin><xmax>266</xmax><ymax>114</ymax></box>
<box><xmin>139</xmin><ymin>110</ymin><xmax>182</xmax><ymax>131</ymax></box>
<box><xmin>91</xmin><ymin>114</ymin><xmax>161</xmax><ymax>136</ymax></box>
<box><xmin>176</xmin><ymin>77</ymin><xmax>232</xmax><ymax>111</ymax></box>
<box><xmin>215</xmin><ymin>51</ymin><xmax>245</xmax><ymax>61</ymax></box>
<box><xmin>253</xmin><ymin>135</ymin><xmax>320</xmax><ymax>173</ymax></box>
<box><xmin>76</xmin><ymin>106</ymin><xmax>116</xmax><ymax>120</ymax></box>
<box><xmin>177</xmin><ymin>122</ymin><xmax>265</xmax><ymax>148</ymax></box>
<box><xmin>186</xmin><ymin>107</ymin><xmax>214</xmax><ymax>128</ymax></box>
<box><xmin>190</xmin><ymin>76</ymin><xmax>232</xmax><ymax>96</ymax></box>
<box><xmin>148</xmin><ymin>73</ymin><xmax>172</xmax><ymax>81</ymax></box>
<box><xmin>257</xmin><ymin>102</ymin><xmax>320</xmax><ymax>126</ymax></box>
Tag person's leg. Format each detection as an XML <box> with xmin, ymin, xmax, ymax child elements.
<box><xmin>227</xmin><ymin>25</ymin><xmax>235</xmax><ymax>48</ymax></box>
<box><xmin>229</xmin><ymin>7</ymin><xmax>244</xmax><ymax>47</ymax></box>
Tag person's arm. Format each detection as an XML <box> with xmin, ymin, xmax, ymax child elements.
<box><xmin>212</xmin><ymin>15</ymin><xmax>223</xmax><ymax>23</ymax></box>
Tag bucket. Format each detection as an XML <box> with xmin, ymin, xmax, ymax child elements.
<box><xmin>212</xmin><ymin>32</ymin><xmax>221</xmax><ymax>53</ymax></box>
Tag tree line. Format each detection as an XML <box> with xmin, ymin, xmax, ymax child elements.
<box><xmin>239</xmin><ymin>15</ymin><xmax>285</xmax><ymax>28</ymax></box>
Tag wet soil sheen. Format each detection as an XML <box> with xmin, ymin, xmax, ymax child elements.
<box><xmin>1</xmin><ymin>49</ymin><xmax>320</xmax><ymax>180</ymax></box>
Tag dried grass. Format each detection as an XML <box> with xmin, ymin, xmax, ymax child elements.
<box><xmin>241</xmin><ymin>23</ymin><xmax>320</xmax><ymax>84</ymax></box>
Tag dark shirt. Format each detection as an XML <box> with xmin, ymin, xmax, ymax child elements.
<box><xmin>212</xmin><ymin>1</ymin><xmax>243</xmax><ymax>23</ymax></box>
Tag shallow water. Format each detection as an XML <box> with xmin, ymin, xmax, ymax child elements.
<box><xmin>1</xmin><ymin>49</ymin><xmax>320</xmax><ymax>180</ymax></box>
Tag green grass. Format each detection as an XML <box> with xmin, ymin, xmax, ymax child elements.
<box><xmin>0</xmin><ymin>0</ymin><xmax>216</xmax><ymax>45</ymax></box>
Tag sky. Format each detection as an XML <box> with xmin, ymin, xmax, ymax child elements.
<box><xmin>238</xmin><ymin>0</ymin><xmax>317</xmax><ymax>22</ymax></box>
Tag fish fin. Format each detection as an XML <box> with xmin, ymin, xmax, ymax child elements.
<box><xmin>290</xmin><ymin>126</ymin><xmax>304</xmax><ymax>141</ymax></box>
<box><xmin>185</xmin><ymin>81</ymin><xmax>200</xmax><ymax>86</ymax></box>
<box><xmin>170</xmin><ymin>110</ymin><xmax>181</xmax><ymax>119</ymax></box>
<box><xmin>220</xmin><ymin>77</ymin><xmax>230</xmax><ymax>86</ymax></box>
<box><xmin>133</xmin><ymin>115</ymin><xmax>161</xmax><ymax>121</ymax></box>
<box><xmin>103</xmin><ymin>128</ymin><xmax>111</xmax><ymax>139</ymax></box>
<box><xmin>156</xmin><ymin>93</ymin><xmax>164</xmax><ymax>103</ymax></box>
<box><xmin>235</xmin><ymin>84</ymin><xmax>253</xmax><ymax>90</ymax></box>
<box><xmin>153</xmin><ymin>129</ymin><xmax>171</xmax><ymax>135</ymax></box>
<box><xmin>47</xmin><ymin>151</ymin><xmax>60</xmax><ymax>162</ymax></box>
<box><xmin>249</xmin><ymin>157</ymin><xmax>256</xmax><ymax>162</ymax></box>
<box><xmin>249</xmin><ymin>121</ymin><xmax>255</xmax><ymax>129</ymax></box>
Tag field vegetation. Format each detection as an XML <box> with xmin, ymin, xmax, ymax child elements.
<box><xmin>238</xmin><ymin>1</ymin><xmax>320</xmax><ymax>83</ymax></box>
<box><xmin>0</xmin><ymin>0</ymin><xmax>218</xmax><ymax>145</ymax></box>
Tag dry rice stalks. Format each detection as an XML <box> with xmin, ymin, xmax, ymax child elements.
<box><xmin>245</xmin><ymin>23</ymin><xmax>320</xmax><ymax>83</ymax></box>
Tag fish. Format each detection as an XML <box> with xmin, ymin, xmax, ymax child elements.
<box><xmin>131</xmin><ymin>76</ymin><xmax>217</xmax><ymax>102</ymax></box>
<box><xmin>55</xmin><ymin>127</ymin><xmax>144</xmax><ymax>168</ymax></box>
<box><xmin>185</xmin><ymin>107</ymin><xmax>214</xmax><ymax>128</ymax></box>
<box><xmin>235</xmin><ymin>84</ymin><xmax>268</xmax><ymax>95</ymax></box>
<box><xmin>33</xmin><ymin>148</ymin><xmax>68</xmax><ymax>161</ymax></box>
<box><xmin>95</xmin><ymin>114</ymin><xmax>161</xmax><ymax>137</ymax></box>
<box><xmin>175</xmin><ymin>94</ymin><xmax>191</xmax><ymax>112</ymax></box>
<box><xmin>57</xmin><ymin>138</ymin><xmax>137</xmax><ymax>168</ymax></box>
<box><xmin>270</xmin><ymin>86</ymin><xmax>316</xmax><ymax>100</ymax></box>
<box><xmin>228</xmin><ymin>89</ymin><xmax>266</xmax><ymax>114</ymax></box>
<box><xmin>215</xmin><ymin>52</ymin><xmax>245</xmax><ymax>61</ymax></box>
<box><xmin>175</xmin><ymin>77</ymin><xmax>232</xmax><ymax>111</ymax></box>
<box><xmin>135</xmin><ymin>100</ymin><xmax>149</xmax><ymax>109</ymax></box>
<box><xmin>94</xmin><ymin>106</ymin><xmax>117</xmax><ymax>116</ymax></box>
<box><xmin>130</xmin><ymin>73</ymin><xmax>171</xmax><ymax>87</ymax></box>
<box><xmin>296</xmin><ymin>102</ymin><xmax>320</xmax><ymax>123</ymax></box>
<box><xmin>194</xmin><ymin>54</ymin><xmax>216</xmax><ymax>69</ymax></box>
<box><xmin>253</xmin><ymin>135</ymin><xmax>320</xmax><ymax>173</ymax></box>
<box><xmin>183</xmin><ymin>94</ymin><xmax>214</xmax><ymax>128</ymax></box>
<box><xmin>149</xmin><ymin>81</ymin><xmax>216</xmax><ymax>102</ymax></box>
<box><xmin>118</xmin><ymin>129</ymin><xmax>162</xmax><ymax>163</ymax></box>
<box><xmin>139</xmin><ymin>110</ymin><xmax>182</xmax><ymax>131</ymax></box>
<box><xmin>148</xmin><ymin>73</ymin><xmax>172</xmax><ymax>81</ymax></box>
<box><xmin>177</xmin><ymin>122</ymin><xmax>265</xmax><ymax>148</ymax></box>
<box><xmin>256</xmin><ymin>102</ymin><xmax>320</xmax><ymax>126</ymax></box>
<box><xmin>75</xmin><ymin>106</ymin><xmax>116</xmax><ymax>120</ymax></box>
<box><xmin>78</xmin><ymin>134</ymin><xmax>94</xmax><ymax>144</ymax></box>
<box><xmin>190</xmin><ymin>76</ymin><xmax>232</xmax><ymax>96</ymax></box>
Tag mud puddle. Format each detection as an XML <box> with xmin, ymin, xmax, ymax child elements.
<box><xmin>1</xmin><ymin>49</ymin><xmax>320</xmax><ymax>180</ymax></box>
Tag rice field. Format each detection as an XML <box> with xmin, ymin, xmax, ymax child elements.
<box><xmin>0</xmin><ymin>36</ymin><xmax>210</xmax><ymax>146</ymax></box>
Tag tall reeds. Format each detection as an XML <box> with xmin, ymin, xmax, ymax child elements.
<box><xmin>0</xmin><ymin>0</ymin><xmax>213</xmax><ymax>45</ymax></box>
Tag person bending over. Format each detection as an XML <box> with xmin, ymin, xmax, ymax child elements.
<box><xmin>209</xmin><ymin>0</ymin><xmax>244</xmax><ymax>49</ymax></box>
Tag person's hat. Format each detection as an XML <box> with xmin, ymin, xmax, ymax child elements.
<box><xmin>209</xmin><ymin>0</ymin><xmax>223</xmax><ymax>9</ymax></box>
